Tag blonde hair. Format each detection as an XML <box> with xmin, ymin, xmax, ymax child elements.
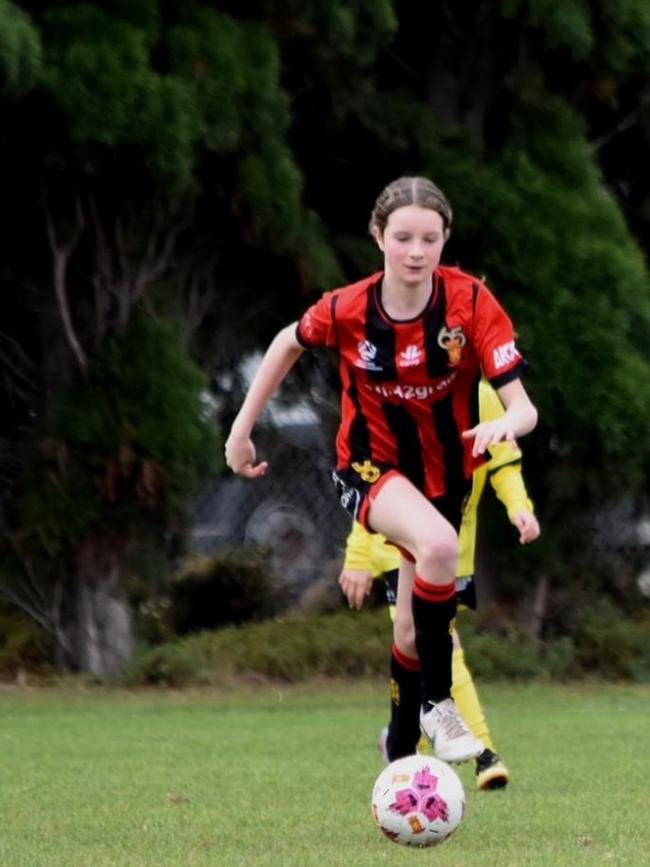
<box><xmin>369</xmin><ymin>176</ymin><xmax>452</xmax><ymax>236</ymax></box>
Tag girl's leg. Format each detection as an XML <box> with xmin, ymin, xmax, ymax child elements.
<box><xmin>451</xmin><ymin>629</ymin><xmax>494</xmax><ymax>750</ymax></box>
<box><xmin>451</xmin><ymin>629</ymin><xmax>511</xmax><ymax>789</ymax></box>
<box><xmin>368</xmin><ymin>474</ymin><xmax>483</xmax><ymax>762</ymax></box>
<box><xmin>368</xmin><ymin>474</ymin><xmax>458</xmax><ymax>704</ymax></box>
<box><xmin>385</xmin><ymin>557</ymin><xmax>422</xmax><ymax>760</ymax></box>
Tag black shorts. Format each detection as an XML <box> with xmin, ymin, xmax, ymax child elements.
<box><xmin>383</xmin><ymin>569</ymin><xmax>477</xmax><ymax>610</ymax></box>
<box><xmin>332</xmin><ymin>461</ymin><xmax>469</xmax><ymax>533</ymax></box>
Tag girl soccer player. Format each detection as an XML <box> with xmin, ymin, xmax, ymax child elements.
<box><xmin>339</xmin><ymin>379</ymin><xmax>541</xmax><ymax>785</ymax></box>
<box><xmin>225</xmin><ymin>176</ymin><xmax>537</xmax><ymax>763</ymax></box>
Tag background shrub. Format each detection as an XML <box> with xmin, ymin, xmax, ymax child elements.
<box><xmin>0</xmin><ymin>604</ymin><xmax>48</xmax><ymax>677</ymax></box>
<box><xmin>121</xmin><ymin>602</ymin><xmax>650</xmax><ymax>688</ymax></box>
<box><xmin>121</xmin><ymin>643</ymin><xmax>204</xmax><ymax>688</ymax></box>
<box><xmin>167</xmin><ymin>547</ymin><xmax>280</xmax><ymax>634</ymax></box>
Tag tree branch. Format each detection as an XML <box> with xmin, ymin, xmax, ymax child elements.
<box><xmin>43</xmin><ymin>192</ymin><xmax>87</xmax><ymax>372</ymax></box>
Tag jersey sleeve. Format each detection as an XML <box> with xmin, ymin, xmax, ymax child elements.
<box><xmin>472</xmin><ymin>283</ymin><xmax>527</xmax><ymax>387</ymax></box>
<box><xmin>296</xmin><ymin>291</ymin><xmax>337</xmax><ymax>349</ymax></box>
<box><xmin>479</xmin><ymin>378</ymin><xmax>533</xmax><ymax>518</ymax></box>
<box><xmin>490</xmin><ymin>463</ymin><xmax>534</xmax><ymax>521</ymax></box>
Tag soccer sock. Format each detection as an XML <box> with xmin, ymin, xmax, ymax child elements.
<box><xmin>386</xmin><ymin>644</ymin><xmax>422</xmax><ymax>760</ymax></box>
<box><xmin>451</xmin><ymin>647</ymin><xmax>495</xmax><ymax>751</ymax></box>
<box><xmin>412</xmin><ymin>576</ymin><xmax>456</xmax><ymax>705</ymax></box>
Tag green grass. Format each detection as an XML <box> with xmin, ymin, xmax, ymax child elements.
<box><xmin>0</xmin><ymin>681</ymin><xmax>648</xmax><ymax>866</ymax></box>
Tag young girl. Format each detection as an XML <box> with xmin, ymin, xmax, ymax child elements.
<box><xmin>225</xmin><ymin>176</ymin><xmax>537</xmax><ymax>763</ymax></box>
<box><xmin>339</xmin><ymin>379</ymin><xmax>541</xmax><ymax>786</ymax></box>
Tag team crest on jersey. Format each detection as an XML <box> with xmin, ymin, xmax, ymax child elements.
<box><xmin>398</xmin><ymin>344</ymin><xmax>422</xmax><ymax>368</ymax></box>
<box><xmin>437</xmin><ymin>325</ymin><xmax>466</xmax><ymax>367</ymax></box>
<box><xmin>355</xmin><ymin>340</ymin><xmax>382</xmax><ymax>371</ymax></box>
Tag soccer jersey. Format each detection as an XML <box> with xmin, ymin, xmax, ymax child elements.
<box><xmin>343</xmin><ymin>382</ymin><xmax>535</xmax><ymax>579</ymax></box>
<box><xmin>296</xmin><ymin>267</ymin><xmax>525</xmax><ymax>498</ymax></box>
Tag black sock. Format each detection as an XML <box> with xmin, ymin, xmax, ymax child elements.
<box><xmin>412</xmin><ymin>576</ymin><xmax>456</xmax><ymax>704</ymax></box>
<box><xmin>386</xmin><ymin>644</ymin><xmax>422</xmax><ymax>760</ymax></box>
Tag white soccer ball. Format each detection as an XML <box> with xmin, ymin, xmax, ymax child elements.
<box><xmin>371</xmin><ymin>754</ymin><xmax>465</xmax><ymax>847</ymax></box>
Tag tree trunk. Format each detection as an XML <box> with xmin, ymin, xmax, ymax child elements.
<box><xmin>521</xmin><ymin>574</ymin><xmax>549</xmax><ymax>642</ymax></box>
<box><xmin>70</xmin><ymin>537</ymin><xmax>133</xmax><ymax>678</ymax></box>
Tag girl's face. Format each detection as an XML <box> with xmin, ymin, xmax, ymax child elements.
<box><xmin>374</xmin><ymin>205</ymin><xmax>447</xmax><ymax>287</ymax></box>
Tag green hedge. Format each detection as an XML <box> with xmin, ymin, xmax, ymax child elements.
<box><xmin>122</xmin><ymin>603</ymin><xmax>650</xmax><ymax>688</ymax></box>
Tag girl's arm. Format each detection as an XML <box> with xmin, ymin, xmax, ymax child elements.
<box><xmin>225</xmin><ymin>323</ymin><xmax>304</xmax><ymax>477</ymax></box>
<box><xmin>462</xmin><ymin>379</ymin><xmax>537</xmax><ymax>458</ymax></box>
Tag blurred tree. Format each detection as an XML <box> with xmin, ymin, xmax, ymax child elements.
<box><xmin>0</xmin><ymin>1</ymin><xmax>333</xmax><ymax>672</ymax></box>
<box><xmin>2</xmin><ymin>313</ymin><xmax>219</xmax><ymax>674</ymax></box>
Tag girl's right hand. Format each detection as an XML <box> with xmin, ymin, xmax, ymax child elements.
<box><xmin>338</xmin><ymin>568</ymin><xmax>374</xmax><ymax>610</ymax></box>
<box><xmin>224</xmin><ymin>432</ymin><xmax>268</xmax><ymax>478</ymax></box>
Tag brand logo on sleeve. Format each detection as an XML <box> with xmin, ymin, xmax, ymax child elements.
<box><xmin>492</xmin><ymin>340</ymin><xmax>520</xmax><ymax>370</ymax></box>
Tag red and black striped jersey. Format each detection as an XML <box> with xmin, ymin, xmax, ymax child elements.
<box><xmin>296</xmin><ymin>266</ymin><xmax>526</xmax><ymax>499</ymax></box>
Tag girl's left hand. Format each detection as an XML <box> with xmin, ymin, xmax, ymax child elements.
<box><xmin>462</xmin><ymin>420</ymin><xmax>517</xmax><ymax>458</ymax></box>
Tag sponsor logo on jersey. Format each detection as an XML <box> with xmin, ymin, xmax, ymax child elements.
<box><xmin>398</xmin><ymin>344</ymin><xmax>422</xmax><ymax>367</ymax></box>
<box><xmin>437</xmin><ymin>325</ymin><xmax>466</xmax><ymax>366</ymax></box>
<box><xmin>493</xmin><ymin>340</ymin><xmax>520</xmax><ymax>370</ymax></box>
<box><xmin>355</xmin><ymin>340</ymin><xmax>383</xmax><ymax>371</ymax></box>
<box><xmin>364</xmin><ymin>373</ymin><xmax>457</xmax><ymax>401</ymax></box>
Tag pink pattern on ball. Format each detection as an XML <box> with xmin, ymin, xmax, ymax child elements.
<box><xmin>390</xmin><ymin>764</ymin><xmax>449</xmax><ymax>824</ymax></box>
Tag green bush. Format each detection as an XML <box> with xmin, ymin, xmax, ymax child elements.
<box><xmin>190</xmin><ymin>608</ymin><xmax>392</xmax><ymax>681</ymax></box>
<box><xmin>121</xmin><ymin>643</ymin><xmax>204</xmax><ymax>688</ymax></box>
<box><xmin>168</xmin><ymin>548</ymin><xmax>280</xmax><ymax>634</ymax></box>
<box><xmin>460</xmin><ymin>619</ymin><xmax>543</xmax><ymax>680</ymax></box>
<box><xmin>0</xmin><ymin>605</ymin><xmax>48</xmax><ymax>677</ymax></box>
<box><xmin>120</xmin><ymin>601</ymin><xmax>650</xmax><ymax>688</ymax></box>
<box><xmin>570</xmin><ymin>599</ymin><xmax>650</xmax><ymax>681</ymax></box>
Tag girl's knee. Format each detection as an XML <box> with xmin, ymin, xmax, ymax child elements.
<box><xmin>414</xmin><ymin>533</ymin><xmax>458</xmax><ymax>577</ymax></box>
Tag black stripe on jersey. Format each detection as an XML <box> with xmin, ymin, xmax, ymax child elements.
<box><xmin>431</xmin><ymin>392</ymin><xmax>466</xmax><ymax>496</ymax></box>
<box><xmin>330</xmin><ymin>295</ymin><xmax>339</xmax><ymax>348</ymax></box>
<box><xmin>346</xmin><ymin>376</ymin><xmax>371</xmax><ymax>461</ymax></box>
<box><xmin>365</xmin><ymin>280</ymin><xmax>397</xmax><ymax>382</ymax></box>
<box><xmin>472</xmin><ymin>281</ymin><xmax>480</xmax><ymax>312</ymax></box>
<box><xmin>424</xmin><ymin>274</ymin><xmax>453</xmax><ymax>377</ymax></box>
<box><xmin>382</xmin><ymin>403</ymin><xmax>425</xmax><ymax>490</ymax></box>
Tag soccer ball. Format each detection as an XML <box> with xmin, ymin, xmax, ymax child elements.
<box><xmin>371</xmin><ymin>754</ymin><xmax>465</xmax><ymax>847</ymax></box>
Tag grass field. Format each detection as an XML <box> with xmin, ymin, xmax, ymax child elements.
<box><xmin>1</xmin><ymin>680</ymin><xmax>648</xmax><ymax>866</ymax></box>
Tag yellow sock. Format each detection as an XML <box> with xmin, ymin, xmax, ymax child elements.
<box><xmin>451</xmin><ymin>647</ymin><xmax>495</xmax><ymax>751</ymax></box>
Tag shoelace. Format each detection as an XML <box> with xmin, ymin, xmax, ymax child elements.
<box><xmin>437</xmin><ymin>705</ymin><xmax>470</xmax><ymax>739</ymax></box>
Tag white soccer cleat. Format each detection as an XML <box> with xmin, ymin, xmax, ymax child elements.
<box><xmin>420</xmin><ymin>698</ymin><xmax>484</xmax><ymax>763</ymax></box>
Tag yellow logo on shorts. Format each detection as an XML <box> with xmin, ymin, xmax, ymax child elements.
<box><xmin>390</xmin><ymin>677</ymin><xmax>400</xmax><ymax>706</ymax></box>
<box><xmin>351</xmin><ymin>460</ymin><xmax>381</xmax><ymax>483</ymax></box>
